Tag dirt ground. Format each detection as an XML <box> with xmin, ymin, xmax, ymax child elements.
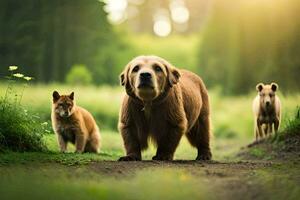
<box><xmin>87</xmin><ymin>159</ymin><xmax>294</xmax><ymax>200</ymax></box>
<box><xmin>89</xmin><ymin>160</ymin><xmax>271</xmax><ymax>178</ymax></box>
<box><xmin>1</xmin><ymin>141</ymin><xmax>299</xmax><ymax>200</ymax></box>
<box><xmin>1</xmin><ymin>155</ymin><xmax>299</xmax><ymax>200</ymax></box>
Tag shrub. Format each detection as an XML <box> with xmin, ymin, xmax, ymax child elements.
<box><xmin>277</xmin><ymin>106</ymin><xmax>300</xmax><ymax>141</ymax></box>
<box><xmin>65</xmin><ymin>65</ymin><xmax>93</xmax><ymax>85</ymax></box>
<box><xmin>0</xmin><ymin>66</ymin><xmax>48</xmax><ymax>152</ymax></box>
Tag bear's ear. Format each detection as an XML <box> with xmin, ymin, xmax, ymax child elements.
<box><xmin>168</xmin><ymin>68</ymin><xmax>181</xmax><ymax>86</ymax></box>
<box><xmin>271</xmin><ymin>82</ymin><xmax>278</xmax><ymax>92</ymax></box>
<box><xmin>52</xmin><ymin>91</ymin><xmax>60</xmax><ymax>102</ymax></box>
<box><xmin>161</xmin><ymin>58</ymin><xmax>181</xmax><ymax>87</ymax></box>
<box><xmin>119</xmin><ymin>62</ymin><xmax>136</xmax><ymax>97</ymax></box>
<box><xmin>120</xmin><ymin>63</ymin><xmax>131</xmax><ymax>87</ymax></box>
<box><xmin>69</xmin><ymin>92</ymin><xmax>74</xmax><ymax>100</ymax></box>
<box><xmin>256</xmin><ymin>83</ymin><xmax>264</xmax><ymax>92</ymax></box>
<box><xmin>119</xmin><ymin>72</ymin><xmax>126</xmax><ymax>86</ymax></box>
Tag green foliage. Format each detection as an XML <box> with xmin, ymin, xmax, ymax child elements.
<box><xmin>249</xmin><ymin>148</ymin><xmax>266</xmax><ymax>158</ymax></box>
<box><xmin>277</xmin><ymin>107</ymin><xmax>300</xmax><ymax>141</ymax></box>
<box><xmin>0</xmin><ymin>151</ymin><xmax>116</xmax><ymax>166</ymax></box>
<box><xmin>130</xmin><ymin>34</ymin><xmax>199</xmax><ymax>72</ymax></box>
<box><xmin>87</xmin><ymin>33</ymin><xmax>199</xmax><ymax>85</ymax></box>
<box><xmin>0</xmin><ymin>67</ymin><xmax>47</xmax><ymax>152</ymax></box>
<box><xmin>214</xmin><ymin>124</ymin><xmax>237</xmax><ymax>139</ymax></box>
<box><xmin>66</xmin><ymin>65</ymin><xmax>93</xmax><ymax>85</ymax></box>
<box><xmin>283</xmin><ymin>107</ymin><xmax>300</xmax><ymax>136</ymax></box>
<box><xmin>198</xmin><ymin>0</ymin><xmax>300</xmax><ymax>94</ymax></box>
<box><xmin>0</xmin><ymin>0</ymin><xmax>125</xmax><ymax>84</ymax></box>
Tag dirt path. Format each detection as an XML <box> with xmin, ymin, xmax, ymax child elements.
<box><xmin>0</xmin><ymin>152</ymin><xmax>299</xmax><ymax>200</ymax></box>
<box><xmin>89</xmin><ymin>160</ymin><xmax>272</xmax><ymax>178</ymax></box>
<box><xmin>87</xmin><ymin>159</ymin><xmax>296</xmax><ymax>200</ymax></box>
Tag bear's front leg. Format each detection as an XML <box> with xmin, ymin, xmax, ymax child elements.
<box><xmin>75</xmin><ymin>133</ymin><xmax>86</xmax><ymax>153</ymax></box>
<box><xmin>152</xmin><ymin>125</ymin><xmax>185</xmax><ymax>161</ymax></box>
<box><xmin>274</xmin><ymin>117</ymin><xmax>280</xmax><ymax>133</ymax></box>
<box><xmin>57</xmin><ymin>134</ymin><xmax>67</xmax><ymax>153</ymax></box>
<box><xmin>118</xmin><ymin>123</ymin><xmax>142</xmax><ymax>161</ymax></box>
<box><xmin>256</xmin><ymin>119</ymin><xmax>264</xmax><ymax>140</ymax></box>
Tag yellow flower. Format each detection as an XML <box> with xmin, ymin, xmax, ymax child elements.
<box><xmin>23</xmin><ymin>76</ymin><xmax>33</xmax><ymax>81</ymax></box>
<box><xmin>13</xmin><ymin>73</ymin><xmax>24</xmax><ymax>78</ymax></box>
<box><xmin>9</xmin><ymin>66</ymin><xmax>18</xmax><ymax>71</ymax></box>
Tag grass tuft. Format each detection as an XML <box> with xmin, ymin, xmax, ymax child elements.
<box><xmin>0</xmin><ymin>103</ymin><xmax>47</xmax><ymax>152</ymax></box>
<box><xmin>0</xmin><ymin>67</ymin><xmax>48</xmax><ymax>152</ymax></box>
<box><xmin>276</xmin><ymin>107</ymin><xmax>300</xmax><ymax>141</ymax></box>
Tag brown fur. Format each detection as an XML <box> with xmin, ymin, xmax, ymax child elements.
<box><xmin>252</xmin><ymin>83</ymin><xmax>281</xmax><ymax>141</ymax></box>
<box><xmin>51</xmin><ymin>91</ymin><xmax>101</xmax><ymax>153</ymax></box>
<box><xmin>118</xmin><ymin>55</ymin><xmax>212</xmax><ymax>161</ymax></box>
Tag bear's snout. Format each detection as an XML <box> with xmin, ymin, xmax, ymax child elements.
<box><xmin>137</xmin><ymin>72</ymin><xmax>154</xmax><ymax>89</ymax></box>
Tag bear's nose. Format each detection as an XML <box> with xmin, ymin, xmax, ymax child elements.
<box><xmin>266</xmin><ymin>101</ymin><xmax>270</xmax><ymax>106</ymax></box>
<box><xmin>140</xmin><ymin>72</ymin><xmax>152</xmax><ymax>80</ymax></box>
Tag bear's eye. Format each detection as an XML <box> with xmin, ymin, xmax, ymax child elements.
<box><xmin>58</xmin><ymin>103</ymin><xmax>63</xmax><ymax>107</ymax></box>
<box><xmin>132</xmin><ymin>65</ymin><xmax>140</xmax><ymax>73</ymax></box>
<box><xmin>153</xmin><ymin>64</ymin><xmax>162</xmax><ymax>72</ymax></box>
<box><xmin>269</xmin><ymin>94</ymin><xmax>273</xmax><ymax>97</ymax></box>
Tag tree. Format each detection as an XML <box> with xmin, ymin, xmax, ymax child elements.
<box><xmin>0</xmin><ymin>0</ymin><xmax>126</xmax><ymax>84</ymax></box>
<box><xmin>197</xmin><ymin>0</ymin><xmax>300</xmax><ymax>94</ymax></box>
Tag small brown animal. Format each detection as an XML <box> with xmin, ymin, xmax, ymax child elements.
<box><xmin>118</xmin><ymin>55</ymin><xmax>212</xmax><ymax>161</ymax></box>
<box><xmin>252</xmin><ymin>83</ymin><xmax>281</xmax><ymax>141</ymax></box>
<box><xmin>51</xmin><ymin>91</ymin><xmax>101</xmax><ymax>153</ymax></box>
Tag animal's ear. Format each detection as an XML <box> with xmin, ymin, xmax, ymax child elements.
<box><xmin>120</xmin><ymin>63</ymin><xmax>131</xmax><ymax>87</ymax></box>
<box><xmin>120</xmin><ymin>63</ymin><xmax>136</xmax><ymax>97</ymax></box>
<box><xmin>256</xmin><ymin>83</ymin><xmax>264</xmax><ymax>92</ymax></box>
<box><xmin>52</xmin><ymin>91</ymin><xmax>60</xmax><ymax>102</ymax></box>
<box><xmin>119</xmin><ymin>71</ymin><xmax>126</xmax><ymax>86</ymax></box>
<box><xmin>162</xmin><ymin>58</ymin><xmax>181</xmax><ymax>87</ymax></box>
<box><xmin>168</xmin><ymin>68</ymin><xmax>181</xmax><ymax>86</ymax></box>
<box><xmin>271</xmin><ymin>82</ymin><xmax>278</xmax><ymax>92</ymax></box>
<box><xmin>69</xmin><ymin>92</ymin><xmax>74</xmax><ymax>100</ymax></box>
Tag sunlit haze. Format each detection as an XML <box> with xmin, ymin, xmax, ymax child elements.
<box><xmin>103</xmin><ymin>0</ymin><xmax>192</xmax><ymax>37</ymax></box>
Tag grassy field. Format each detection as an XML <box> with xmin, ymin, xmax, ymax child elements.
<box><xmin>0</xmin><ymin>83</ymin><xmax>299</xmax><ymax>200</ymax></box>
<box><xmin>1</xmin><ymin>83</ymin><xmax>300</xmax><ymax>158</ymax></box>
<box><xmin>1</xmin><ymin>83</ymin><xmax>299</xmax><ymax>136</ymax></box>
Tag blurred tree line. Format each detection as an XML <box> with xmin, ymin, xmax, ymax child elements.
<box><xmin>0</xmin><ymin>0</ymin><xmax>132</xmax><ymax>84</ymax></box>
<box><xmin>1</xmin><ymin>0</ymin><xmax>299</xmax><ymax>95</ymax></box>
<box><xmin>198</xmin><ymin>0</ymin><xmax>300</xmax><ymax>94</ymax></box>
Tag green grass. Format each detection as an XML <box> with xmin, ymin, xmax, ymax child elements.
<box><xmin>0</xmin><ymin>103</ymin><xmax>47</xmax><ymax>152</ymax></box>
<box><xmin>130</xmin><ymin>34</ymin><xmax>200</xmax><ymax>73</ymax></box>
<box><xmin>0</xmin><ymin>131</ymin><xmax>247</xmax><ymax>165</ymax></box>
<box><xmin>249</xmin><ymin>148</ymin><xmax>266</xmax><ymax>158</ymax></box>
<box><xmin>254</xmin><ymin>163</ymin><xmax>300</xmax><ymax>200</ymax></box>
<box><xmin>0</xmin><ymin>83</ymin><xmax>123</xmax><ymax>131</ymax></box>
<box><xmin>0</xmin><ymin>83</ymin><xmax>299</xmax><ymax>156</ymax></box>
<box><xmin>277</xmin><ymin>107</ymin><xmax>300</xmax><ymax>140</ymax></box>
<box><xmin>1</xmin><ymin>83</ymin><xmax>299</xmax><ymax>138</ymax></box>
<box><xmin>0</xmin><ymin>76</ymin><xmax>48</xmax><ymax>152</ymax></box>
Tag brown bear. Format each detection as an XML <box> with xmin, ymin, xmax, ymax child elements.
<box><xmin>252</xmin><ymin>83</ymin><xmax>281</xmax><ymax>141</ymax></box>
<box><xmin>118</xmin><ymin>55</ymin><xmax>212</xmax><ymax>161</ymax></box>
